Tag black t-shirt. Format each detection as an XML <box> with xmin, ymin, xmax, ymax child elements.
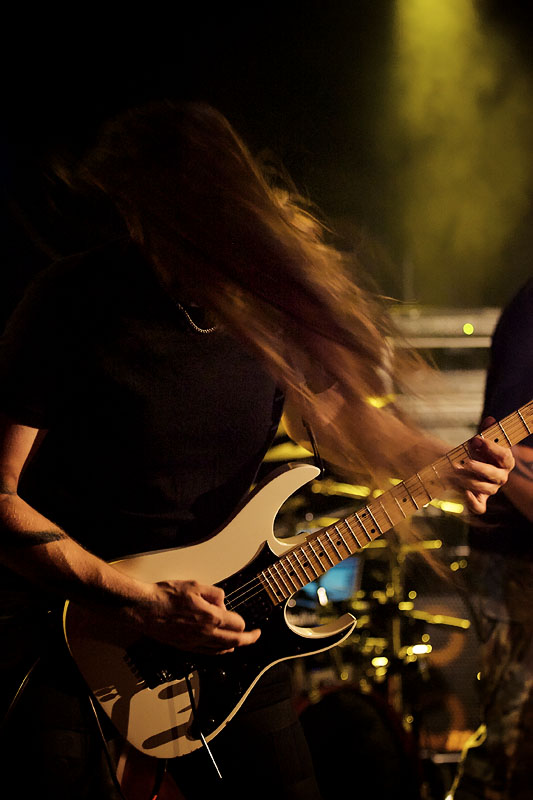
<box><xmin>0</xmin><ymin>238</ymin><xmax>282</xmax><ymax>561</ymax></box>
<box><xmin>469</xmin><ymin>278</ymin><xmax>533</xmax><ymax>556</ymax></box>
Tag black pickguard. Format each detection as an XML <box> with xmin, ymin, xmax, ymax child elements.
<box><xmin>126</xmin><ymin>543</ymin><xmax>352</xmax><ymax>740</ymax></box>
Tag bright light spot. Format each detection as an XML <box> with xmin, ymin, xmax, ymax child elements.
<box><xmin>463</xmin><ymin>322</ymin><xmax>475</xmax><ymax>335</ymax></box>
<box><xmin>315</xmin><ymin>517</ymin><xmax>341</xmax><ymax>527</ymax></box>
<box><xmin>433</xmin><ymin>500</ymin><xmax>465</xmax><ymax>514</ymax></box>
<box><xmin>399</xmin><ymin>601</ymin><xmax>414</xmax><ymax>610</ymax></box>
<box><xmin>317</xmin><ymin>587</ymin><xmax>329</xmax><ymax>606</ymax></box>
<box><xmin>264</xmin><ymin>442</ymin><xmax>313</xmax><ymax>461</ymax></box>
<box><xmin>422</xmin><ymin>633</ymin><xmax>430</xmax><ymax>642</ymax></box>
<box><xmin>450</xmin><ymin>561</ymin><xmax>460</xmax><ymax>571</ymax></box>
<box><xmin>372</xmin><ymin>656</ymin><xmax>389</xmax><ymax>667</ymax></box>
<box><xmin>367</xmin><ymin>393</ymin><xmax>397</xmax><ymax>409</ymax></box>
<box><xmin>412</xmin><ymin>644</ymin><xmax>432</xmax><ymax>655</ymax></box>
<box><xmin>408</xmin><ymin>590</ymin><xmax>417</xmax><ymax>599</ymax></box>
<box><xmin>330</xmin><ymin>483</ymin><xmax>371</xmax><ymax>498</ymax></box>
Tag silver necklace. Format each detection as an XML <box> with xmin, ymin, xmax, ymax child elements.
<box><xmin>175</xmin><ymin>301</ymin><xmax>218</xmax><ymax>334</ymax></box>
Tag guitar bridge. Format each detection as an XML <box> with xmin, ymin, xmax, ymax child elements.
<box><xmin>125</xmin><ymin>638</ymin><xmax>194</xmax><ymax>688</ymax></box>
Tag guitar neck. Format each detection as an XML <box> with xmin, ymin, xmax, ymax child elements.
<box><xmin>260</xmin><ymin>400</ymin><xmax>533</xmax><ymax>605</ymax></box>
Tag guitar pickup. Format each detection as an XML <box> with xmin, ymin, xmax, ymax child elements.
<box><xmin>125</xmin><ymin>638</ymin><xmax>194</xmax><ymax>688</ymax></box>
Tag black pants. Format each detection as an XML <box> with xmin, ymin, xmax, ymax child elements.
<box><xmin>172</xmin><ymin>663</ymin><xmax>322</xmax><ymax>800</ymax></box>
<box><xmin>1</xmin><ymin>640</ymin><xmax>321</xmax><ymax>800</ymax></box>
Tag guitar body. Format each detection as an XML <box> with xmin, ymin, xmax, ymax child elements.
<box><xmin>63</xmin><ymin>463</ymin><xmax>357</xmax><ymax>759</ymax></box>
<box><xmin>64</xmin><ymin>400</ymin><xmax>533</xmax><ymax>759</ymax></box>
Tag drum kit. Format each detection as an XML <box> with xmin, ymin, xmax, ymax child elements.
<box><xmin>274</xmin><ymin>472</ymin><xmax>479</xmax><ymax>800</ymax></box>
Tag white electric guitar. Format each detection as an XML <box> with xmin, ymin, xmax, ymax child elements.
<box><xmin>63</xmin><ymin>401</ymin><xmax>533</xmax><ymax>759</ymax></box>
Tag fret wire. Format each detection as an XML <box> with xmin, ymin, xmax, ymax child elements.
<box><xmin>300</xmin><ymin>545</ymin><xmax>320</xmax><ymax>578</ymax></box>
<box><xmin>446</xmin><ymin>447</ymin><xmax>470</xmax><ymax>470</ymax></box>
<box><xmin>287</xmin><ymin>552</ymin><xmax>305</xmax><ymax>584</ymax></box>
<box><xmin>497</xmin><ymin>421</ymin><xmax>512</xmax><ymax>447</ymax></box>
<box><xmin>261</xmin><ymin>571</ymin><xmax>277</xmax><ymax>599</ymax></box>
<box><xmin>326</xmin><ymin>531</ymin><xmax>342</xmax><ymax>559</ymax></box>
<box><xmin>334</xmin><ymin>524</ymin><xmax>352</xmax><ymax>554</ymax></box>
<box><xmin>271</xmin><ymin>564</ymin><xmax>291</xmax><ymax>595</ymax></box>
<box><xmin>291</xmin><ymin>550</ymin><xmax>312</xmax><ymax>583</ymax></box>
<box><xmin>344</xmin><ymin>518</ymin><xmax>364</xmax><ymax>547</ymax></box>
<box><xmin>431</xmin><ymin>463</ymin><xmax>447</xmax><ymax>492</ymax></box>
<box><xmin>393</xmin><ymin>493</ymin><xmax>407</xmax><ymax>518</ymax></box>
<box><xmin>307</xmin><ymin>540</ymin><xmax>326</xmax><ymax>572</ymax></box>
<box><xmin>278</xmin><ymin>561</ymin><xmax>298</xmax><ymax>592</ymax></box>
<box><xmin>416</xmin><ymin>472</ymin><xmax>432</xmax><ymax>503</ymax></box>
<box><xmin>378</xmin><ymin>499</ymin><xmax>394</xmax><ymax>527</ymax></box>
<box><xmin>481</xmin><ymin>428</ymin><xmax>497</xmax><ymax>445</ymax></box>
<box><xmin>355</xmin><ymin>512</ymin><xmax>372</xmax><ymax>541</ymax></box>
<box><xmin>266</xmin><ymin>568</ymin><xmax>285</xmax><ymax>597</ymax></box>
<box><xmin>446</xmin><ymin>452</ymin><xmax>460</xmax><ymax>471</ymax></box>
<box><xmin>283</xmin><ymin>554</ymin><xmax>304</xmax><ymax>589</ymax></box>
<box><xmin>365</xmin><ymin>506</ymin><xmax>383</xmax><ymax>536</ymax></box>
<box><xmin>524</xmin><ymin>405</ymin><xmax>533</xmax><ymax>427</ymax></box>
<box><xmin>518</xmin><ymin>410</ymin><xmax>531</xmax><ymax>435</ymax></box>
<box><xmin>402</xmin><ymin>482</ymin><xmax>419</xmax><ymax>510</ymax></box>
<box><xmin>284</xmin><ymin>564</ymin><xmax>301</xmax><ymax>592</ymax></box>
<box><xmin>317</xmin><ymin>535</ymin><xmax>335</xmax><ymax>565</ymax></box>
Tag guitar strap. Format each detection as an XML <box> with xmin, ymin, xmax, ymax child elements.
<box><xmin>302</xmin><ymin>419</ymin><xmax>325</xmax><ymax>477</ymax></box>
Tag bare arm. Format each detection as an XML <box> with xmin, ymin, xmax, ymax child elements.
<box><xmin>0</xmin><ymin>413</ymin><xmax>260</xmax><ymax>653</ymax></box>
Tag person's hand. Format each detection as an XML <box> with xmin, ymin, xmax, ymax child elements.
<box><xmin>125</xmin><ymin>579</ymin><xmax>261</xmax><ymax>654</ymax></box>
<box><xmin>453</xmin><ymin>416</ymin><xmax>515</xmax><ymax>515</ymax></box>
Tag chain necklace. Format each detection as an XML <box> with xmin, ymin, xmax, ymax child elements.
<box><xmin>174</xmin><ymin>301</ymin><xmax>218</xmax><ymax>334</ymax></box>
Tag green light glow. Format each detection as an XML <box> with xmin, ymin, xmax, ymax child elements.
<box><xmin>379</xmin><ymin>0</ymin><xmax>533</xmax><ymax>305</ymax></box>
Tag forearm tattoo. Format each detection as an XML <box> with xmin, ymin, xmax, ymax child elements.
<box><xmin>1</xmin><ymin>481</ymin><xmax>69</xmax><ymax>547</ymax></box>
<box><xmin>2</xmin><ymin>529</ymin><xmax>68</xmax><ymax>548</ymax></box>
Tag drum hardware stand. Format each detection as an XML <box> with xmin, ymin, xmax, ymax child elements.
<box><xmin>295</xmin><ymin>530</ymin><xmax>472</xmax><ymax>800</ymax></box>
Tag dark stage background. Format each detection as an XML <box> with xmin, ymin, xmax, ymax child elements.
<box><xmin>3</xmin><ymin>0</ymin><xmax>533</xmax><ymax>324</ymax></box>
<box><xmin>3</xmin><ymin>4</ymin><xmax>533</xmax><ymax>796</ymax></box>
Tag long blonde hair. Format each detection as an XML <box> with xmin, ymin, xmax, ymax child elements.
<box><xmin>76</xmin><ymin>100</ymin><xmax>445</xmax><ymax>488</ymax></box>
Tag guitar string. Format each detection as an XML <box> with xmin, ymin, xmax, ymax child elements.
<box><xmin>224</xmin><ymin>524</ymin><xmax>365</xmax><ymax>610</ymax></box>
<box><xmin>222</xmin><ymin>494</ymin><xmax>423</xmax><ymax>609</ymax></box>
<box><xmin>222</xmin><ymin>491</ymin><xmax>429</xmax><ymax>610</ymax></box>
<box><xmin>223</xmin><ymin>533</ymin><xmax>352</xmax><ymax>605</ymax></box>
<box><xmin>223</xmin><ymin>455</ymin><xmax>463</xmax><ymax>611</ymax></box>
<box><xmin>224</xmin><ymin>409</ymin><xmax>531</xmax><ymax>611</ymax></box>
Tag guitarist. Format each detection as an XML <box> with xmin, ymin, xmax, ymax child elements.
<box><xmin>0</xmin><ymin>101</ymin><xmax>514</xmax><ymax>800</ymax></box>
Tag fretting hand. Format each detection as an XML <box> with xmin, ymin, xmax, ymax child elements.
<box><xmin>453</xmin><ymin>417</ymin><xmax>515</xmax><ymax>515</ymax></box>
